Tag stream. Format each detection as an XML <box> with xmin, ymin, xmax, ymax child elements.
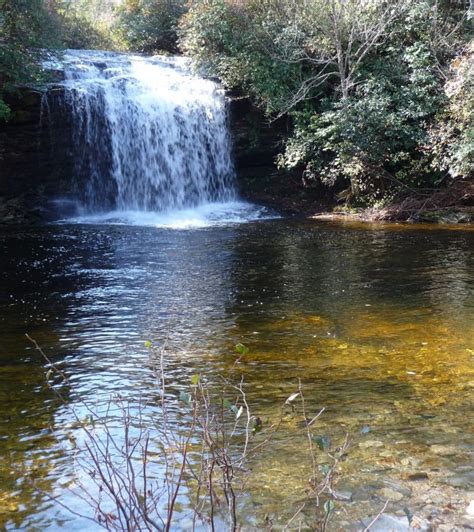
<box><xmin>0</xmin><ymin>219</ymin><xmax>472</xmax><ymax>529</ymax></box>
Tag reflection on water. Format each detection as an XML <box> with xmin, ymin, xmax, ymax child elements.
<box><xmin>0</xmin><ymin>220</ymin><xmax>473</xmax><ymax>528</ymax></box>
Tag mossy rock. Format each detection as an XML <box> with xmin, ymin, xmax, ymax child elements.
<box><xmin>419</xmin><ymin>208</ymin><xmax>474</xmax><ymax>224</ymax></box>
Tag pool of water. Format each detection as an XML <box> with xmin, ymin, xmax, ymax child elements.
<box><xmin>0</xmin><ymin>218</ymin><xmax>473</xmax><ymax>529</ymax></box>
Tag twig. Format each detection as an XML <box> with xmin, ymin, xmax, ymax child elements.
<box><xmin>362</xmin><ymin>499</ymin><xmax>389</xmax><ymax>531</ymax></box>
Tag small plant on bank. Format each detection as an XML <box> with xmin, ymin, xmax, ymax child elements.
<box><xmin>27</xmin><ymin>334</ymin><xmax>390</xmax><ymax>531</ymax></box>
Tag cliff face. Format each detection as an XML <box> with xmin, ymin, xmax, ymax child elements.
<box><xmin>228</xmin><ymin>95</ymin><xmax>285</xmax><ymax>178</ymax></box>
<box><xmin>0</xmin><ymin>86</ymin><xmax>74</xmax><ymax>223</ymax></box>
<box><xmin>0</xmin><ymin>87</ymin><xmax>284</xmax><ymax>223</ymax></box>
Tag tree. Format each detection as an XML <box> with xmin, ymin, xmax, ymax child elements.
<box><xmin>270</xmin><ymin>0</ymin><xmax>411</xmax><ymax>110</ymax></box>
<box><xmin>114</xmin><ymin>0</ymin><xmax>188</xmax><ymax>53</ymax></box>
<box><xmin>0</xmin><ymin>0</ymin><xmax>60</xmax><ymax>120</ymax></box>
<box><xmin>181</xmin><ymin>0</ymin><xmax>472</xmax><ymax>202</ymax></box>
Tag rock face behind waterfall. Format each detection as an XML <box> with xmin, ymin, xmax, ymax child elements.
<box><xmin>0</xmin><ymin>87</ymin><xmax>74</xmax><ymax>223</ymax></box>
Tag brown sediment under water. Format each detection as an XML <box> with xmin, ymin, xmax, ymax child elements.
<box><xmin>0</xmin><ymin>219</ymin><xmax>472</xmax><ymax>529</ymax></box>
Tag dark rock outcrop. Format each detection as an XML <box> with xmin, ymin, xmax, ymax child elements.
<box><xmin>228</xmin><ymin>94</ymin><xmax>286</xmax><ymax>179</ymax></box>
<box><xmin>228</xmin><ymin>94</ymin><xmax>331</xmax><ymax>214</ymax></box>
<box><xmin>0</xmin><ymin>86</ymin><xmax>74</xmax><ymax>223</ymax></box>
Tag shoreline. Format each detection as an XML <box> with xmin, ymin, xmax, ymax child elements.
<box><xmin>239</xmin><ymin>175</ymin><xmax>474</xmax><ymax>226</ymax></box>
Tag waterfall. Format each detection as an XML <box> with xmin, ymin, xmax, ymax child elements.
<box><xmin>61</xmin><ymin>50</ymin><xmax>237</xmax><ymax>215</ymax></box>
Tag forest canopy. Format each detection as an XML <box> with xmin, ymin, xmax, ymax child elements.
<box><xmin>0</xmin><ymin>0</ymin><xmax>472</xmax><ymax>204</ymax></box>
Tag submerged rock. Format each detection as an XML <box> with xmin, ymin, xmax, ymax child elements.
<box><xmin>442</xmin><ymin>472</ymin><xmax>474</xmax><ymax>489</ymax></box>
<box><xmin>430</xmin><ymin>444</ymin><xmax>459</xmax><ymax>456</ymax></box>
<box><xmin>407</xmin><ymin>472</ymin><xmax>429</xmax><ymax>481</ymax></box>
<box><xmin>358</xmin><ymin>513</ymin><xmax>429</xmax><ymax>531</ymax></box>
<box><xmin>334</xmin><ymin>490</ymin><xmax>353</xmax><ymax>502</ymax></box>
<box><xmin>379</xmin><ymin>488</ymin><xmax>405</xmax><ymax>502</ymax></box>
<box><xmin>359</xmin><ymin>440</ymin><xmax>384</xmax><ymax>449</ymax></box>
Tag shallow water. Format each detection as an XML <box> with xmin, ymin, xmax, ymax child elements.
<box><xmin>0</xmin><ymin>218</ymin><xmax>473</xmax><ymax>529</ymax></box>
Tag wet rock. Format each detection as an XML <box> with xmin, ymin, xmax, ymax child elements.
<box><xmin>334</xmin><ymin>490</ymin><xmax>353</xmax><ymax>502</ymax></box>
<box><xmin>381</xmin><ymin>479</ymin><xmax>412</xmax><ymax>497</ymax></box>
<box><xmin>351</xmin><ymin>486</ymin><xmax>375</xmax><ymax>502</ymax></box>
<box><xmin>229</xmin><ymin>95</ymin><xmax>285</xmax><ymax>172</ymax></box>
<box><xmin>358</xmin><ymin>513</ymin><xmax>429</xmax><ymax>531</ymax></box>
<box><xmin>0</xmin><ymin>85</ymin><xmax>74</xmax><ymax>224</ymax></box>
<box><xmin>379</xmin><ymin>488</ymin><xmax>404</xmax><ymax>502</ymax></box>
<box><xmin>407</xmin><ymin>472</ymin><xmax>429</xmax><ymax>481</ymax></box>
<box><xmin>359</xmin><ymin>440</ymin><xmax>384</xmax><ymax>449</ymax></box>
<box><xmin>420</xmin><ymin>209</ymin><xmax>474</xmax><ymax>224</ymax></box>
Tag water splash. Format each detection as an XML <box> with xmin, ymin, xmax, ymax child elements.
<box><xmin>61</xmin><ymin>50</ymin><xmax>237</xmax><ymax>215</ymax></box>
<box><xmin>67</xmin><ymin>201</ymin><xmax>273</xmax><ymax>229</ymax></box>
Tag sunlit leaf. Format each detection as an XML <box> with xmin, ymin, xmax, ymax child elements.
<box><xmin>285</xmin><ymin>392</ymin><xmax>300</xmax><ymax>404</ymax></box>
<box><xmin>324</xmin><ymin>500</ymin><xmax>335</xmax><ymax>514</ymax></box>
<box><xmin>190</xmin><ymin>374</ymin><xmax>200</xmax><ymax>386</ymax></box>
<box><xmin>144</xmin><ymin>340</ymin><xmax>152</xmax><ymax>349</ymax></box>
<box><xmin>313</xmin><ymin>434</ymin><xmax>331</xmax><ymax>451</ymax></box>
<box><xmin>235</xmin><ymin>343</ymin><xmax>249</xmax><ymax>355</ymax></box>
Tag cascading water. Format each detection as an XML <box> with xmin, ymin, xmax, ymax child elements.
<box><xmin>55</xmin><ymin>50</ymin><xmax>268</xmax><ymax>227</ymax></box>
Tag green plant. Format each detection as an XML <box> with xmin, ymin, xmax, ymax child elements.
<box><xmin>29</xmin><ymin>335</ymin><xmax>364</xmax><ymax>530</ymax></box>
<box><xmin>114</xmin><ymin>0</ymin><xmax>187</xmax><ymax>54</ymax></box>
<box><xmin>180</xmin><ymin>0</ymin><xmax>472</xmax><ymax>204</ymax></box>
<box><xmin>0</xmin><ymin>0</ymin><xmax>61</xmax><ymax>120</ymax></box>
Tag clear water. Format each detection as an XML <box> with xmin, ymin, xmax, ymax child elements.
<box><xmin>0</xmin><ymin>219</ymin><xmax>472</xmax><ymax>529</ymax></box>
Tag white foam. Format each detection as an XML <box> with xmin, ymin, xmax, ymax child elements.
<box><xmin>65</xmin><ymin>201</ymin><xmax>276</xmax><ymax>229</ymax></box>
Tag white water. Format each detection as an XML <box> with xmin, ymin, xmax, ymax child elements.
<box><xmin>68</xmin><ymin>201</ymin><xmax>270</xmax><ymax>229</ymax></box>
<box><xmin>58</xmin><ymin>50</ymin><xmax>270</xmax><ymax>227</ymax></box>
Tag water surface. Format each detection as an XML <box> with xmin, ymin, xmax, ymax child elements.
<box><xmin>0</xmin><ymin>219</ymin><xmax>473</xmax><ymax>529</ymax></box>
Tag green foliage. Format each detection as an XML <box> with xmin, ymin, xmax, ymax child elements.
<box><xmin>0</xmin><ymin>0</ymin><xmax>60</xmax><ymax>120</ymax></box>
<box><xmin>53</xmin><ymin>0</ymin><xmax>116</xmax><ymax>50</ymax></box>
<box><xmin>180</xmin><ymin>0</ymin><xmax>304</xmax><ymax>114</ymax></box>
<box><xmin>114</xmin><ymin>0</ymin><xmax>187</xmax><ymax>54</ymax></box>
<box><xmin>281</xmin><ymin>40</ymin><xmax>445</xmax><ymax>197</ymax></box>
<box><xmin>234</xmin><ymin>342</ymin><xmax>249</xmax><ymax>355</ymax></box>
<box><xmin>324</xmin><ymin>499</ymin><xmax>335</xmax><ymax>516</ymax></box>
<box><xmin>0</xmin><ymin>0</ymin><xmax>118</xmax><ymax>121</ymax></box>
<box><xmin>426</xmin><ymin>41</ymin><xmax>474</xmax><ymax>180</ymax></box>
<box><xmin>2</xmin><ymin>0</ymin><xmax>471</xmax><ymax>200</ymax></box>
<box><xmin>181</xmin><ymin>0</ymin><xmax>472</xmax><ymax>204</ymax></box>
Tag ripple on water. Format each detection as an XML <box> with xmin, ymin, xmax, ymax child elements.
<box><xmin>0</xmin><ymin>219</ymin><xmax>472</xmax><ymax>528</ymax></box>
